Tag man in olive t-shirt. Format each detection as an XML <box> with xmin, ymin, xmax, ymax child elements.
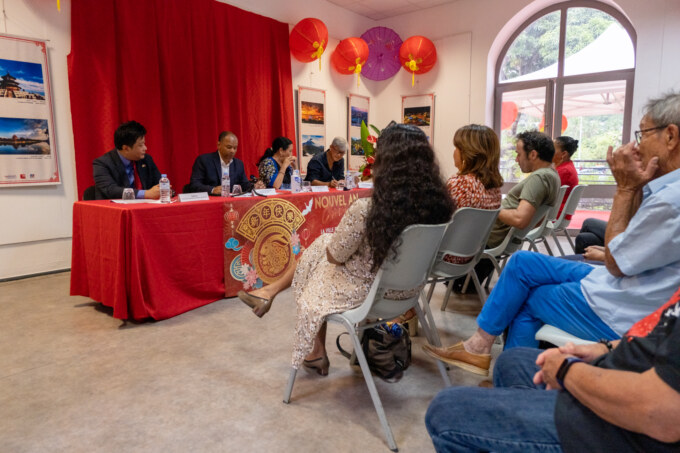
<box><xmin>450</xmin><ymin>131</ymin><xmax>560</xmax><ymax>293</ymax></box>
<box><xmin>486</xmin><ymin>130</ymin><xmax>561</xmax><ymax>247</ymax></box>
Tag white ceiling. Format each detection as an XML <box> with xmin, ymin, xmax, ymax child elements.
<box><xmin>327</xmin><ymin>0</ymin><xmax>458</xmax><ymax>21</ymax></box>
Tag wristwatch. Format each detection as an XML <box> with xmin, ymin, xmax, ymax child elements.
<box><xmin>555</xmin><ymin>357</ymin><xmax>584</xmax><ymax>389</ymax></box>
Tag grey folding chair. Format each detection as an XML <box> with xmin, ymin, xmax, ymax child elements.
<box><xmin>535</xmin><ymin>324</ymin><xmax>595</xmax><ymax>347</ymax></box>
<box><xmin>283</xmin><ymin>222</ymin><xmax>449</xmax><ymax>452</ymax></box>
<box><xmin>547</xmin><ymin>184</ymin><xmax>587</xmax><ymax>255</ymax></box>
<box><xmin>523</xmin><ymin>185</ymin><xmax>568</xmax><ymax>255</ymax></box>
<box><xmin>418</xmin><ymin>208</ymin><xmax>500</xmax><ymax>316</ymax></box>
<box><xmin>478</xmin><ymin>203</ymin><xmax>554</xmax><ymax>290</ymax></box>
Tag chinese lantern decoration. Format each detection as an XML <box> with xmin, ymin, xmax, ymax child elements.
<box><xmin>539</xmin><ymin>115</ymin><xmax>569</xmax><ymax>134</ymax></box>
<box><xmin>289</xmin><ymin>18</ymin><xmax>328</xmax><ymax>70</ymax></box>
<box><xmin>399</xmin><ymin>36</ymin><xmax>437</xmax><ymax>87</ymax></box>
<box><xmin>501</xmin><ymin>101</ymin><xmax>519</xmax><ymax>130</ymax></box>
<box><xmin>331</xmin><ymin>37</ymin><xmax>369</xmax><ymax>87</ymax></box>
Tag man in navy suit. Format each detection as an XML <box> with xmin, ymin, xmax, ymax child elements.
<box><xmin>187</xmin><ymin>131</ymin><xmax>252</xmax><ymax>195</ymax></box>
<box><xmin>93</xmin><ymin>120</ymin><xmax>162</xmax><ymax>200</ymax></box>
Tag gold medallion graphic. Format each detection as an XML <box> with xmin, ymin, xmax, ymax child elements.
<box><xmin>237</xmin><ymin>199</ymin><xmax>305</xmax><ymax>284</ymax></box>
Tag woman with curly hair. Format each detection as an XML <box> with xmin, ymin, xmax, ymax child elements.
<box><xmin>238</xmin><ymin>124</ymin><xmax>454</xmax><ymax>375</ymax></box>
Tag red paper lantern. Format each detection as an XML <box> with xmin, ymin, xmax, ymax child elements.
<box><xmin>331</xmin><ymin>37</ymin><xmax>369</xmax><ymax>86</ymax></box>
<box><xmin>539</xmin><ymin>115</ymin><xmax>569</xmax><ymax>134</ymax></box>
<box><xmin>289</xmin><ymin>18</ymin><xmax>328</xmax><ymax>69</ymax></box>
<box><xmin>399</xmin><ymin>36</ymin><xmax>437</xmax><ymax>86</ymax></box>
<box><xmin>501</xmin><ymin>101</ymin><xmax>518</xmax><ymax>130</ymax></box>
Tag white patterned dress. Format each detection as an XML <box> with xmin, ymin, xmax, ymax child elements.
<box><xmin>291</xmin><ymin>197</ymin><xmax>417</xmax><ymax>368</ymax></box>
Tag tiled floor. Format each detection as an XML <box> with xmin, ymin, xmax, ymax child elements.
<box><xmin>0</xmin><ymin>271</ymin><xmax>496</xmax><ymax>453</ymax></box>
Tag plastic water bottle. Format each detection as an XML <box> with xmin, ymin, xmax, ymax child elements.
<box><xmin>221</xmin><ymin>170</ymin><xmax>230</xmax><ymax>197</ymax></box>
<box><xmin>291</xmin><ymin>169</ymin><xmax>302</xmax><ymax>193</ymax></box>
<box><xmin>159</xmin><ymin>174</ymin><xmax>171</xmax><ymax>203</ymax></box>
<box><xmin>345</xmin><ymin>170</ymin><xmax>354</xmax><ymax>189</ymax></box>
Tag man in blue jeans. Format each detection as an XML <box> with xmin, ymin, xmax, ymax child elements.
<box><xmin>424</xmin><ymin>92</ymin><xmax>680</xmax><ymax>376</ymax></box>
<box><xmin>425</xmin><ymin>287</ymin><xmax>680</xmax><ymax>452</ymax></box>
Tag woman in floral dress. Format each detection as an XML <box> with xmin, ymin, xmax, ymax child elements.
<box><xmin>445</xmin><ymin>124</ymin><xmax>503</xmax><ymax>285</ymax></box>
<box><xmin>257</xmin><ymin>136</ymin><xmax>296</xmax><ymax>189</ymax></box>
<box><xmin>238</xmin><ymin>124</ymin><xmax>454</xmax><ymax>375</ymax></box>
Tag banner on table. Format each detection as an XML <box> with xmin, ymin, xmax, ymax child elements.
<box><xmin>402</xmin><ymin>93</ymin><xmax>434</xmax><ymax>145</ymax></box>
<box><xmin>347</xmin><ymin>93</ymin><xmax>370</xmax><ymax>171</ymax></box>
<box><xmin>0</xmin><ymin>34</ymin><xmax>59</xmax><ymax>186</ymax></box>
<box><xmin>297</xmin><ymin>86</ymin><xmax>326</xmax><ymax>176</ymax></box>
<box><xmin>223</xmin><ymin>190</ymin><xmax>370</xmax><ymax>296</ymax></box>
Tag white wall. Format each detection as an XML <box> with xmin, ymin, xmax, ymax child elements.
<box><xmin>0</xmin><ymin>0</ymin><xmax>74</xmax><ymax>279</ymax></box>
<box><xmin>3</xmin><ymin>0</ymin><xmax>680</xmax><ymax>279</ymax></box>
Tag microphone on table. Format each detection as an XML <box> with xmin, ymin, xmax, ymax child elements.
<box><xmin>249</xmin><ymin>175</ymin><xmax>267</xmax><ymax>197</ymax></box>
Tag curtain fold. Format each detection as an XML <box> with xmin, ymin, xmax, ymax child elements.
<box><xmin>69</xmin><ymin>0</ymin><xmax>295</xmax><ymax>198</ymax></box>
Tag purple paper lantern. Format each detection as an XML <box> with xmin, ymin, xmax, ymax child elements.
<box><xmin>360</xmin><ymin>27</ymin><xmax>402</xmax><ymax>81</ymax></box>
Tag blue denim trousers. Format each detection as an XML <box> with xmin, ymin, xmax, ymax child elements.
<box><xmin>476</xmin><ymin>251</ymin><xmax>618</xmax><ymax>348</ymax></box>
<box><xmin>425</xmin><ymin>347</ymin><xmax>563</xmax><ymax>453</ymax></box>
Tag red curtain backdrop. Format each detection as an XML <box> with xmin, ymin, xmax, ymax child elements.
<box><xmin>68</xmin><ymin>0</ymin><xmax>296</xmax><ymax>198</ymax></box>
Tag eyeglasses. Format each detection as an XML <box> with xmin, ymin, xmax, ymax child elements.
<box><xmin>634</xmin><ymin>125</ymin><xmax>667</xmax><ymax>145</ymax></box>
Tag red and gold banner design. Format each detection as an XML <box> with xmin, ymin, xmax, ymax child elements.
<box><xmin>223</xmin><ymin>189</ymin><xmax>371</xmax><ymax>296</ymax></box>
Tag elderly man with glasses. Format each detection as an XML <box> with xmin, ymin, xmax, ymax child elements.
<box><xmin>423</xmin><ymin>91</ymin><xmax>680</xmax><ymax>378</ymax></box>
<box><xmin>305</xmin><ymin>136</ymin><xmax>347</xmax><ymax>188</ymax></box>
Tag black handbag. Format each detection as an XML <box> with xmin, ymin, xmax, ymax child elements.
<box><xmin>336</xmin><ymin>323</ymin><xmax>412</xmax><ymax>383</ymax></box>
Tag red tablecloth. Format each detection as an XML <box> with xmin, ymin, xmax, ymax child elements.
<box><xmin>70</xmin><ymin>198</ymin><xmax>226</xmax><ymax>320</ymax></box>
<box><xmin>70</xmin><ymin>189</ymin><xmax>371</xmax><ymax>321</ymax></box>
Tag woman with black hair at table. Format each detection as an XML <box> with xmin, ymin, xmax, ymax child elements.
<box><xmin>238</xmin><ymin>124</ymin><xmax>454</xmax><ymax>376</ymax></box>
<box><xmin>257</xmin><ymin>136</ymin><xmax>296</xmax><ymax>189</ymax></box>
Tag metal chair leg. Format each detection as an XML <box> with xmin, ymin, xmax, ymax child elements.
<box><xmin>550</xmin><ymin>229</ymin><xmax>565</xmax><ymax>256</ymax></box>
<box><xmin>470</xmin><ymin>271</ymin><xmax>487</xmax><ymax>304</ymax></box>
<box><xmin>346</xmin><ymin>321</ymin><xmax>398</xmax><ymax>452</ymax></box>
<box><xmin>282</xmin><ymin>368</ymin><xmax>298</xmax><ymax>404</ymax></box>
<box><xmin>564</xmin><ymin>229</ymin><xmax>576</xmax><ymax>253</ymax></box>
<box><xmin>543</xmin><ymin>238</ymin><xmax>554</xmax><ymax>256</ymax></box>
<box><xmin>440</xmin><ymin>279</ymin><xmax>455</xmax><ymax>311</ymax></box>
<box><xmin>417</xmin><ymin>293</ymin><xmax>442</xmax><ymax>347</ymax></box>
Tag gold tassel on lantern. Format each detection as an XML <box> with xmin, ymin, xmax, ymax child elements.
<box><xmin>311</xmin><ymin>40</ymin><xmax>325</xmax><ymax>70</ymax></box>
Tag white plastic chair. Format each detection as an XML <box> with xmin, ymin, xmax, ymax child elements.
<box><xmin>419</xmin><ymin>208</ymin><xmax>500</xmax><ymax>315</ymax></box>
<box><xmin>282</xmin><ymin>222</ymin><xmax>450</xmax><ymax>452</ymax></box>
<box><xmin>478</xmin><ymin>203</ymin><xmax>554</xmax><ymax>290</ymax></box>
<box><xmin>546</xmin><ymin>184</ymin><xmax>587</xmax><ymax>255</ymax></box>
<box><xmin>535</xmin><ymin>324</ymin><xmax>596</xmax><ymax>347</ymax></box>
<box><xmin>523</xmin><ymin>185</ymin><xmax>567</xmax><ymax>255</ymax></box>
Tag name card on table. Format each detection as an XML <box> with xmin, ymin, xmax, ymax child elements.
<box><xmin>179</xmin><ymin>192</ymin><xmax>210</xmax><ymax>202</ymax></box>
<box><xmin>311</xmin><ymin>186</ymin><xmax>329</xmax><ymax>193</ymax></box>
<box><xmin>358</xmin><ymin>182</ymin><xmax>373</xmax><ymax>189</ymax></box>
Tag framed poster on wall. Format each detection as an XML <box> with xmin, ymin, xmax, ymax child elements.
<box><xmin>0</xmin><ymin>34</ymin><xmax>59</xmax><ymax>186</ymax></box>
<box><xmin>347</xmin><ymin>93</ymin><xmax>369</xmax><ymax>171</ymax></box>
<box><xmin>402</xmin><ymin>93</ymin><xmax>434</xmax><ymax>145</ymax></box>
<box><xmin>297</xmin><ymin>86</ymin><xmax>326</xmax><ymax>176</ymax></box>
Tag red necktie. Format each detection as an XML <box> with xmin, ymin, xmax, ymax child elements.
<box><xmin>132</xmin><ymin>163</ymin><xmax>142</xmax><ymax>190</ymax></box>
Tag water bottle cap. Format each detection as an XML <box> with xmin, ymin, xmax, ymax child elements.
<box><xmin>161</xmin><ymin>174</ymin><xmax>167</xmax><ymax>177</ymax></box>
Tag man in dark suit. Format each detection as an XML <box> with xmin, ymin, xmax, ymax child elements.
<box><xmin>187</xmin><ymin>131</ymin><xmax>252</xmax><ymax>195</ymax></box>
<box><xmin>93</xmin><ymin>120</ymin><xmax>162</xmax><ymax>199</ymax></box>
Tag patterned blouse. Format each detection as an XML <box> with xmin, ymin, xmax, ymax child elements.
<box><xmin>445</xmin><ymin>173</ymin><xmax>502</xmax><ymax>263</ymax></box>
<box><xmin>258</xmin><ymin>156</ymin><xmax>292</xmax><ymax>189</ymax></box>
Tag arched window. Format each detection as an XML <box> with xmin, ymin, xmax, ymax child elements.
<box><xmin>494</xmin><ymin>1</ymin><xmax>635</xmax><ymax>195</ymax></box>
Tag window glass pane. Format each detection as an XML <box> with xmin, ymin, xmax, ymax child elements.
<box><xmin>561</xmin><ymin>80</ymin><xmax>626</xmax><ymax>185</ymax></box>
<box><xmin>499</xmin><ymin>11</ymin><xmax>560</xmax><ymax>83</ymax></box>
<box><xmin>499</xmin><ymin>86</ymin><xmax>547</xmax><ymax>181</ymax></box>
<box><xmin>564</xmin><ymin>8</ymin><xmax>634</xmax><ymax>76</ymax></box>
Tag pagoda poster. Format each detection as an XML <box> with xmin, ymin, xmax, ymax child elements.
<box><xmin>0</xmin><ymin>35</ymin><xmax>59</xmax><ymax>186</ymax></box>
